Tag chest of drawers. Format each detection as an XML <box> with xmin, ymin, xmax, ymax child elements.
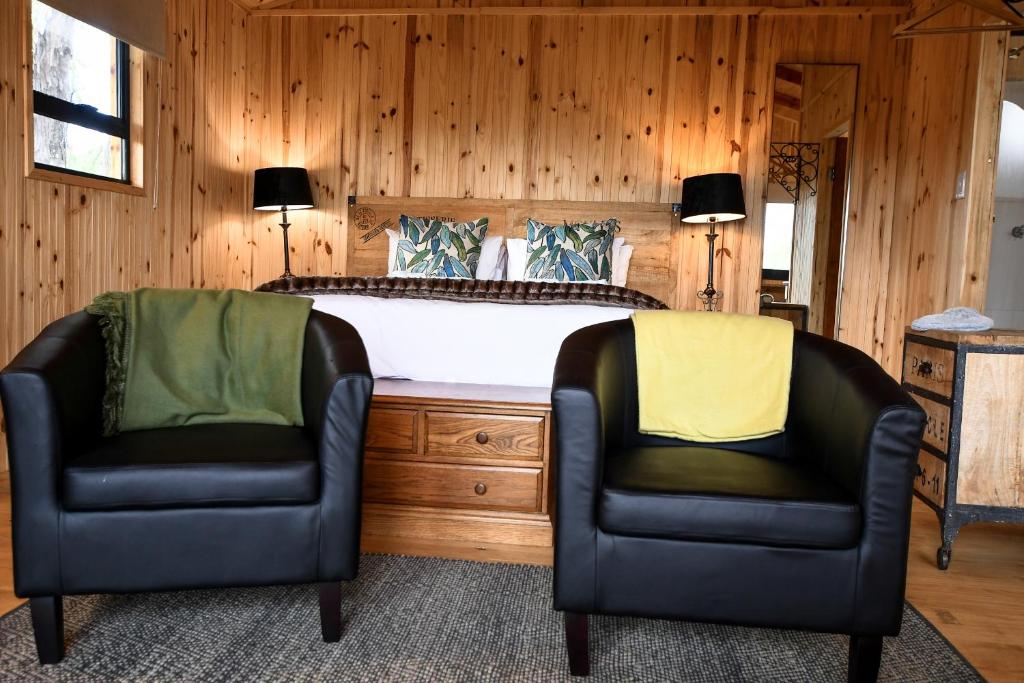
<box><xmin>902</xmin><ymin>328</ymin><xmax>1024</xmax><ymax>569</ymax></box>
<box><xmin>359</xmin><ymin>379</ymin><xmax>554</xmax><ymax>565</ymax></box>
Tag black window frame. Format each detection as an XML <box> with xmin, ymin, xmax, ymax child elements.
<box><xmin>32</xmin><ymin>34</ymin><xmax>131</xmax><ymax>185</ymax></box>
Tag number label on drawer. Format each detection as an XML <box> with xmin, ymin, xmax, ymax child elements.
<box><xmin>903</xmin><ymin>343</ymin><xmax>955</xmax><ymax>398</ymax></box>
<box><xmin>914</xmin><ymin>449</ymin><xmax>947</xmax><ymax>508</ymax></box>
<box><xmin>911</xmin><ymin>393</ymin><xmax>950</xmax><ymax>454</ymax></box>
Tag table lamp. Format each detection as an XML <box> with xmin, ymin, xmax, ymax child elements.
<box><xmin>253</xmin><ymin>167</ymin><xmax>315</xmax><ymax>279</ymax></box>
<box><xmin>680</xmin><ymin>172</ymin><xmax>746</xmax><ymax>311</ymax></box>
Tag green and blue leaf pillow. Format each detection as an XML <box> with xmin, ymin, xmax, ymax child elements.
<box><xmin>392</xmin><ymin>215</ymin><xmax>489</xmax><ymax>279</ymax></box>
<box><xmin>524</xmin><ymin>218</ymin><xmax>620</xmax><ymax>283</ymax></box>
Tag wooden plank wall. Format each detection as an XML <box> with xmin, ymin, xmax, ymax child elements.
<box><xmin>0</xmin><ymin>0</ymin><xmax>249</xmax><ymax>468</ymax></box>
<box><xmin>241</xmin><ymin>4</ymin><xmax>913</xmax><ymax>347</ymax></box>
<box><xmin>0</xmin><ymin>0</ymin><xmax>1007</xmax><ymax>467</ymax></box>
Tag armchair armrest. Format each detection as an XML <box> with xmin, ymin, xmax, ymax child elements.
<box><xmin>788</xmin><ymin>332</ymin><xmax>925</xmax><ymax>633</ymax></box>
<box><xmin>551</xmin><ymin>319</ymin><xmax>629</xmax><ymax>612</ymax></box>
<box><xmin>300</xmin><ymin>310</ymin><xmax>374</xmax><ymax>581</ymax></box>
<box><xmin>0</xmin><ymin>311</ymin><xmax>107</xmax><ymax>596</ymax></box>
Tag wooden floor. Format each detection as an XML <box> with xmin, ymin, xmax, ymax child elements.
<box><xmin>1</xmin><ymin>473</ymin><xmax>1021</xmax><ymax>680</ymax></box>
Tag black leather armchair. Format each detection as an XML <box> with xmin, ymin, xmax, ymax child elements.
<box><xmin>551</xmin><ymin>319</ymin><xmax>925</xmax><ymax>682</ymax></box>
<box><xmin>0</xmin><ymin>309</ymin><xmax>373</xmax><ymax>664</ymax></box>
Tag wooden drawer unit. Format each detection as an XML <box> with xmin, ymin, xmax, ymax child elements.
<box><xmin>914</xmin><ymin>449</ymin><xmax>947</xmax><ymax>508</ymax></box>
<box><xmin>364</xmin><ymin>460</ymin><xmax>542</xmax><ymax>512</ymax></box>
<box><xmin>361</xmin><ymin>380</ymin><xmax>554</xmax><ymax>564</ymax></box>
<box><xmin>911</xmin><ymin>393</ymin><xmax>951</xmax><ymax>454</ymax></box>
<box><xmin>365</xmin><ymin>408</ymin><xmax>418</xmax><ymax>454</ymax></box>
<box><xmin>425</xmin><ymin>412</ymin><xmax>544</xmax><ymax>461</ymax></box>
<box><xmin>902</xmin><ymin>341</ymin><xmax>955</xmax><ymax>398</ymax></box>
<box><xmin>902</xmin><ymin>328</ymin><xmax>1024</xmax><ymax>570</ymax></box>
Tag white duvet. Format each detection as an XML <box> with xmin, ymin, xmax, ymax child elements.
<box><xmin>308</xmin><ymin>294</ymin><xmax>633</xmax><ymax>388</ymax></box>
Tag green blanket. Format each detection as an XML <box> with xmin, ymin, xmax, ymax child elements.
<box><xmin>86</xmin><ymin>288</ymin><xmax>313</xmax><ymax>436</ymax></box>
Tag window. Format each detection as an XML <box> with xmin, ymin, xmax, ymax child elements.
<box><xmin>762</xmin><ymin>202</ymin><xmax>796</xmax><ymax>277</ymax></box>
<box><xmin>31</xmin><ymin>1</ymin><xmax>131</xmax><ymax>183</ymax></box>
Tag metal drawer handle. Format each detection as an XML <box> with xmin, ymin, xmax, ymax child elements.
<box><xmin>474</xmin><ymin>482</ymin><xmax>487</xmax><ymax>495</ymax></box>
<box><xmin>476</xmin><ymin>431</ymin><xmax>489</xmax><ymax>444</ymax></box>
<box><xmin>917</xmin><ymin>360</ymin><xmax>933</xmax><ymax>377</ymax></box>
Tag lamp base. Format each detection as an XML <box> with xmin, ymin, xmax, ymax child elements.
<box><xmin>698</xmin><ymin>220</ymin><xmax>722</xmax><ymax>312</ymax></box>
<box><xmin>698</xmin><ymin>286</ymin><xmax>722</xmax><ymax>312</ymax></box>
<box><xmin>279</xmin><ymin>210</ymin><xmax>293</xmax><ymax>280</ymax></box>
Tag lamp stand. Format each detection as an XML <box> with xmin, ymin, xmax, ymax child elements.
<box><xmin>278</xmin><ymin>206</ymin><xmax>293</xmax><ymax>279</ymax></box>
<box><xmin>697</xmin><ymin>217</ymin><xmax>722</xmax><ymax>312</ymax></box>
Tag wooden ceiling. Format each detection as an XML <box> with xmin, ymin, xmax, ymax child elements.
<box><xmin>232</xmin><ymin>0</ymin><xmax>295</xmax><ymax>9</ymax></box>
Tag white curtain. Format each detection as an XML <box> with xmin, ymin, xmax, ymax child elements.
<box><xmin>41</xmin><ymin>0</ymin><xmax>166</xmax><ymax>59</ymax></box>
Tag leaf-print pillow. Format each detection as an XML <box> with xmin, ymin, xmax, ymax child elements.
<box><xmin>524</xmin><ymin>218</ymin><xmax>620</xmax><ymax>283</ymax></box>
<box><xmin>392</xmin><ymin>215</ymin><xmax>489</xmax><ymax>279</ymax></box>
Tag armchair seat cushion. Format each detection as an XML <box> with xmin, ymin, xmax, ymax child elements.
<box><xmin>63</xmin><ymin>424</ymin><xmax>320</xmax><ymax>511</ymax></box>
<box><xmin>598</xmin><ymin>446</ymin><xmax>861</xmax><ymax>549</ymax></box>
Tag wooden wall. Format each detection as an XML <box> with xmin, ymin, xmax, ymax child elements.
<box><xmin>0</xmin><ymin>0</ymin><xmax>249</xmax><ymax>467</ymax></box>
<box><xmin>0</xmin><ymin>0</ymin><xmax>1008</xmax><ymax>466</ymax></box>
<box><xmin>240</xmin><ymin>2</ymin><xmax>912</xmax><ymax>354</ymax></box>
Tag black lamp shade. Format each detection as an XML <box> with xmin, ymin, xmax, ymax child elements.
<box><xmin>253</xmin><ymin>167</ymin><xmax>315</xmax><ymax>211</ymax></box>
<box><xmin>680</xmin><ymin>172</ymin><xmax>746</xmax><ymax>224</ymax></box>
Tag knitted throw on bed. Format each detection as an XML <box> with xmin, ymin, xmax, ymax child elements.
<box><xmin>86</xmin><ymin>288</ymin><xmax>312</xmax><ymax>436</ymax></box>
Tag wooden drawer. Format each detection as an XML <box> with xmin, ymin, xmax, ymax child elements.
<box><xmin>425</xmin><ymin>411</ymin><xmax>544</xmax><ymax>461</ymax></box>
<box><xmin>914</xmin><ymin>449</ymin><xmax>947</xmax><ymax>508</ymax></box>
<box><xmin>364</xmin><ymin>460</ymin><xmax>543</xmax><ymax>512</ymax></box>
<box><xmin>366</xmin><ymin>407</ymin><xmax>418</xmax><ymax>454</ymax></box>
<box><xmin>911</xmin><ymin>392</ymin><xmax>951</xmax><ymax>454</ymax></box>
<box><xmin>903</xmin><ymin>341</ymin><xmax>955</xmax><ymax>398</ymax></box>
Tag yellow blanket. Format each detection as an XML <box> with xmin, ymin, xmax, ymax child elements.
<box><xmin>632</xmin><ymin>311</ymin><xmax>794</xmax><ymax>442</ymax></box>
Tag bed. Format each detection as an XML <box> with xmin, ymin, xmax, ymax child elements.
<box><xmin>258</xmin><ymin>275</ymin><xmax>667</xmax><ymax>388</ymax></box>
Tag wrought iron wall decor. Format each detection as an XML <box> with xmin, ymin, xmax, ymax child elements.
<box><xmin>769</xmin><ymin>142</ymin><xmax>820</xmax><ymax>202</ymax></box>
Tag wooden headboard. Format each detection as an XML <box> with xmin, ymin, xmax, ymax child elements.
<box><xmin>347</xmin><ymin>197</ymin><xmax>679</xmax><ymax>306</ymax></box>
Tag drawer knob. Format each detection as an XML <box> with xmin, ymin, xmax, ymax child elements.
<box><xmin>474</xmin><ymin>482</ymin><xmax>487</xmax><ymax>495</ymax></box>
<box><xmin>475</xmin><ymin>431</ymin><xmax>489</xmax><ymax>444</ymax></box>
<box><xmin>918</xmin><ymin>360</ymin><xmax>933</xmax><ymax>377</ymax></box>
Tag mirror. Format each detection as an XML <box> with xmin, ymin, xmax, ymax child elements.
<box><xmin>760</xmin><ymin>63</ymin><xmax>858</xmax><ymax>337</ymax></box>
<box><xmin>984</xmin><ymin>35</ymin><xmax>1024</xmax><ymax>329</ymax></box>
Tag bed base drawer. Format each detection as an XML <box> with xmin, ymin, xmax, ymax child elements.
<box><xmin>364</xmin><ymin>460</ymin><xmax>543</xmax><ymax>513</ymax></box>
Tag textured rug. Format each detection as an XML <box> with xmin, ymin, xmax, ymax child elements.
<box><xmin>0</xmin><ymin>554</ymin><xmax>980</xmax><ymax>682</ymax></box>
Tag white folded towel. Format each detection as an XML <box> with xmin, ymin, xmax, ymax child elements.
<box><xmin>911</xmin><ymin>307</ymin><xmax>994</xmax><ymax>332</ymax></box>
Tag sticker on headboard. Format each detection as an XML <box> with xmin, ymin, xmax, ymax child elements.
<box><xmin>355</xmin><ymin>208</ymin><xmax>459</xmax><ymax>244</ymax></box>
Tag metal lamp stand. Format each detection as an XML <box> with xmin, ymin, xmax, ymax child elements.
<box><xmin>278</xmin><ymin>205</ymin><xmax>293</xmax><ymax>279</ymax></box>
<box><xmin>697</xmin><ymin>217</ymin><xmax>722</xmax><ymax>311</ymax></box>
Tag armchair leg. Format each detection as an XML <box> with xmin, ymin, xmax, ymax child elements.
<box><xmin>318</xmin><ymin>582</ymin><xmax>342</xmax><ymax>642</ymax></box>
<box><xmin>29</xmin><ymin>596</ymin><xmax>64</xmax><ymax>664</ymax></box>
<box><xmin>848</xmin><ymin>635</ymin><xmax>883</xmax><ymax>683</ymax></box>
<box><xmin>564</xmin><ymin>612</ymin><xmax>590</xmax><ymax>677</ymax></box>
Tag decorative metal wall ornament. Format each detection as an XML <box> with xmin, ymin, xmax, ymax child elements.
<box><xmin>768</xmin><ymin>142</ymin><xmax>820</xmax><ymax>203</ymax></box>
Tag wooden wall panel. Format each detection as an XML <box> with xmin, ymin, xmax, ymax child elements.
<box><xmin>0</xmin><ymin>0</ymin><xmax>1005</xmax><ymax>468</ymax></box>
<box><xmin>241</xmin><ymin>10</ymin><xmax>916</xmax><ymax>330</ymax></box>
<box><xmin>0</xmin><ymin>0</ymin><xmax>248</xmax><ymax>468</ymax></box>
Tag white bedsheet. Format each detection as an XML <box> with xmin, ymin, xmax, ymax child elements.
<box><xmin>308</xmin><ymin>294</ymin><xmax>633</xmax><ymax>387</ymax></box>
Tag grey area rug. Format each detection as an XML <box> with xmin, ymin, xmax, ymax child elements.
<box><xmin>0</xmin><ymin>554</ymin><xmax>981</xmax><ymax>682</ymax></box>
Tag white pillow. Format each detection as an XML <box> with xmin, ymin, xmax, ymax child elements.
<box><xmin>612</xmin><ymin>244</ymin><xmax>633</xmax><ymax>288</ymax></box>
<box><xmin>505</xmin><ymin>238</ymin><xmax>528</xmax><ymax>282</ymax></box>
<box><xmin>505</xmin><ymin>236</ymin><xmax>632</xmax><ymax>287</ymax></box>
<box><xmin>387</xmin><ymin>229</ymin><xmax>504</xmax><ymax>280</ymax></box>
<box><xmin>477</xmin><ymin>234</ymin><xmax>503</xmax><ymax>281</ymax></box>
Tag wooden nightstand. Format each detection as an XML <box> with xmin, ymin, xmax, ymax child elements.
<box><xmin>902</xmin><ymin>327</ymin><xmax>1024</xmax><ymax>569</ymax></box>
<box><xmin>359</xmin><ymin>380</ymin><xmax>554</xmax><ymax>565</ymax></box>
